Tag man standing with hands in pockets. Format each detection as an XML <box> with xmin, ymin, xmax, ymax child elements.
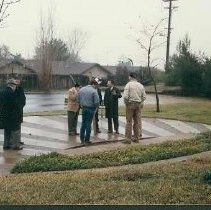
<box><xmin>123</xmin><ymin>72</ymin><xmax>146</xmax><ymax>144</ymax></box>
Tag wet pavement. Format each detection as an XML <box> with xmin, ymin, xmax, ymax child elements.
<box><xmin>0</xmin><ymin>115</ymin><xmax>211</xmax><ymax>175</ymax></box>
<box><xmin>24</xmin><ymin>92</ymin><xmax>206</xmax><ymax>112</ymax></box>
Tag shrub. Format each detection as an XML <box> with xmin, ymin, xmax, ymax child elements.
<box><xmin>11</xmin><ymin>132</ymin><xmax>211</xmax><ymax>174</ymax></box>
<box><xmin>202</xmin><ymin>171</ymin><xmax>211</xmax><ymax>184</ymax></box>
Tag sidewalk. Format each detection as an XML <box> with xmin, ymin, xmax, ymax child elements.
<box><xmin>61</xmin><ymin>133</ymin><xmax>196</xmax><ymax>156</ymax></box>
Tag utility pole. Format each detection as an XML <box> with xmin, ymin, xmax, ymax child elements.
<box><xmin>163</xmin><ymin>0</ymin><xmax>178</xmax><ymax>73</ymax></box>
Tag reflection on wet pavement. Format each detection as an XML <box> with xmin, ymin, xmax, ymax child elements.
<box><xmin>24</xmin><ymin>92</ymin><xmax>207</xmax><ymax>113</ymax></box>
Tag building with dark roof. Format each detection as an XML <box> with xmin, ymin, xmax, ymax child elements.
<box><xmin>0</xmin><ymin>60</ymin><xmax>114</xmax><ymax>89</ymax></box>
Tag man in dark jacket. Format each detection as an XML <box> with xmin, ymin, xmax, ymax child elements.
<box><xmin>14</xmin><ymin>77</ymin><xmax>26</xmax><ymax>145</ymax></box>
<box><xmin>104</xmin><ymin>80</ymin><xmax>122</xmax><ymax>134</ymax></box>
<box><xmin>2</xmin><ymin>78</ymin><xmax>23</xmax><ymax>150</ymax></box>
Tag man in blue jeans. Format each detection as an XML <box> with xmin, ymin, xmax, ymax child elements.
<box><xmin>77</xmin><ymin>80</ymin><xmax>99</xmax><ymax>144</ymax></box>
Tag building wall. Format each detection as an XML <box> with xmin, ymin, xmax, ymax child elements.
<box><xmin>83</xmin><ymin>66</ymin><xmax>109</xmax><ymax>79</ymax></box>
<box><xmin>0</xmin><ymin>64</ymin><xmax>39</xmax><ymax>89</ymax></box>
<box><xmin>0</xmin><ymin>63</ymin><xmax>111</xmax><ymax>90</ymax></box>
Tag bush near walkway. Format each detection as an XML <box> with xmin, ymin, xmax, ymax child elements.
<box><xmin>11</xmin><ymin>132</ymin><xmax>211</xmax><ymax>174</ymax></box>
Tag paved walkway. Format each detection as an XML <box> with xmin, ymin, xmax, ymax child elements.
<box><xmin>0</xmin><ymin>115</ymin><xmax>211</xmax><ymax>175</ymax></box>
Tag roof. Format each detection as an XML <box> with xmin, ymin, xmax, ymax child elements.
<box><xmin>0</xmin><ymin>60</ymin><xmax>37</xmax><ymax>75</ymax></box>
<box><xmin>0</xmin><ymin>60</ymin><xmax>141</xmax><ymax>76</ymax></box>
<box><xmin>24</xmin><ymin>60</ymin><xmax>113</xmax><ymax>76</ymax></box>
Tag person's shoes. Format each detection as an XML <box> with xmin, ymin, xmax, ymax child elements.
<box><xmin>85</xmin><ymin>141</ymin><xmax>92</xmax><ymax>144</ymax></box>
<box><xmin>107</xmin><ymin>130</ymin><xmax>113</xmax><ymax>134</ymax></box>
<box><xmin>69</xmin><ymin>132</ymin><xmax>76</xmax><ymax>136</ymax></box>
<box><xmin>75</xmin><ymin>133</ymin><xmax>79</xmax><ymax>135</ymax></box>
<box><xmin>97</xmin><ymin>130</ymin><xmax>101</xmax><ymax>133</ymax></box>
<box><xmin>19</xmin><ymin>141</ymin><xmax>24</xmax><ymax>145</ymax></box>
<box><xmin>122</xmin><ymin>139</ymin><xmax>131</xmax><ymax>144</ymax></box>
<box><xmin>132</xmin><ymin>139</ymin><xmax>139</xmax><ymax>143</ymax></box>
<box><xmin>115</xmin><ymin>131</ymin><xmax>119</xmax><ymax>134</ymax></box>
<box><xmin>3</xmin><ymin>146</ymin><xmax>11</xmax><ymax>150</ymax></box>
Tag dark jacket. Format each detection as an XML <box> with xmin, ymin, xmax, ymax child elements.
<box><xmin>0</xmin><ymin>86</ymin><xmax>22</xmax><ymax>130</ymax></box>
<box><xmin>97</xmin><ymin>88</ymin><xmax>102</xmax><ymax>105</ymax></box>
<box><xmin>14</xmin><ymin>86</ymin><xmax>26</xmax><ymax>123</ymax></box>
<box><xmin>104</xmin><ymin>86</ymin><xmax>122</xmax><ymax>118</ymax></box>
<box><xmin>0</xmin><ymin>89</ymin><xmax>4</xmax><ymax>129</ymax></box>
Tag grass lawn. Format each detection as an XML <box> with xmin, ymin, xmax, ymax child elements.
<box><xmin>119</xmin><ymin>100</ymin><xmax>211</xmax><ymax>125</ymax></box>
<box><xmin>143</xmin><ymin>102</ymin><xmax>211</xmax><ymax>125</ymax></box>
<box><xmin>1</xmin><ymin>152</ymin><xmax>211</xmax><ymax>204</ymax></box>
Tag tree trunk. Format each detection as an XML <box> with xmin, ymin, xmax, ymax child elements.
<box><xmin>151</xmin><ymin>77</ymin><xmax>160</xmax><ymax>112</ymax></box>
<box><xmin>148</xmin><ymin>65</ymin><xmax>160</xmax><ymax>112</ymax></box>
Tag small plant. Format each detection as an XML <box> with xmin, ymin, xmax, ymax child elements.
<box><xmin>202</xmin><ymin>171</ymin><xmax>211</xmax><ymax>184</ymax></box>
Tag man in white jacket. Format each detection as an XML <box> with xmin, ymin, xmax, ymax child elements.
<box><xmin>123</xmin><ymin>72</ymin><xmax>146</xmax><ymax>144</ymax></box>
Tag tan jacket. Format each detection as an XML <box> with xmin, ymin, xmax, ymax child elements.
<box><xmin>123</xmin><ymin>79</ymin><xmax>146</xmax><ymax>105</ymax></box>
<box><xmin>67</xmin><ymin>87</ymin><xmax>79</xmax><ymax>112</ymax></box>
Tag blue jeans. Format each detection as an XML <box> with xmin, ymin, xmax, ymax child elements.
<box><xmin>80</xmin><ymin>107</ymin><xmax>95</xmax><ymax>142</ymax></box>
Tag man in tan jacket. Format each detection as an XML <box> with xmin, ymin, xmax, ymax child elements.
<box><xmin>123</xmin><ymin>72</ymin><xmax>146</xmax><ymax>144</ymax></box>
<box><xmin>67</xmin><ymin>83</ymin><xmax>80</xmax><ymax>136</ymax></box>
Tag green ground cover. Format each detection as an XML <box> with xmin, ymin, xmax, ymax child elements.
<box><xmin>11</xmin><ymin>132</ymin><xmax>211</xmax><ymax>174</ymax></box>
<box><xmin>142</xmin><ymin>102</ymin><xmax>211</xmax><ymax>125</ymax></box>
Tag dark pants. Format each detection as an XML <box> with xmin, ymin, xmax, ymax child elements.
<box><xmin>95</xmin><ymin>110</ymin><xmax>100</xmax><ymax>132</ymax></box>
<box><xmin>4</xmin><ymin>124</ymin><xmax>21</xmax><ymax>148</ymax></box>
<box><xmin>80</xmin><ymin>107</ymin><xmax>95</xmax><ymax>142</ymax></box>
<box><xmin>67</xmin><ymin>111</ymin><xmax>79</xmax><ymax>134</ymax></box>
<box><xmin>108</xmin><ymin>117</ymin><xmax>119</xmax><ymax>132</ymax></box>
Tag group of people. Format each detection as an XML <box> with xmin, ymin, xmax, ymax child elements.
<box><xmin>0</xmin><ymin>72</ymin><xmax>146</xmax><ymax>150</ymax></box>
<box><xmin>0</xmin><ymin>77</ymin><xmax>26</xmax><ymax>150</ymax></box>
<box><xmin>67</xmin><ymin>72</ymin><xmax>146</xmax><ymax>144</ymax></box>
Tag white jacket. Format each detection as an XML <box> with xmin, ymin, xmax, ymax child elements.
<box><xmin>123</xmin><ymin>79</ymin><xmax>146</xmax><ymax>104</ymax></box>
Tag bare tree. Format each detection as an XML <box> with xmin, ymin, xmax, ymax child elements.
<box><xmin>0</xmin><ymin>0</ymin><xmax>20</xmax><ymax>28</ymax></box>
<box><xmin>0</xmin><ymin>44</ymin><xmax>23</xmax><ymax>66</ymax></box>
<box><xmin>35</xmin><ymin>8</ymin><xmax>56</xmax><ymax>91</ymax></box>
<box><xmin>66</xmin><ymin>28</ymin><xmax>87</xmax><ymax>62</ymax></box>
<box><xmin>0</xmin><ymin>44</ymin><xmax>12</xmax><ymax>64</ymax></box>
<box><xmin>135</xmin><ymin>19</ymin><xmax>166</xmax><ymax>112</ymax></box>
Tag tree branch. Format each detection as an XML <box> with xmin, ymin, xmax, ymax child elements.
<box><xmin>0</xmin><ymin>0</ymin><xmax>20</xmax><ymax>27</ymax></box>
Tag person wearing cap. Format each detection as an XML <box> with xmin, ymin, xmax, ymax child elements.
<box><xmin>104</xmin><ymin>80</ymin><xmax>122</xmax><ymax>134</ymax></box>
<box><xmin>1</xmin><ymin>78</ymin><xmax>23</xmax><ymax>150</ymax></box>
<box><xmin>76</xmin><ymin>80</ymin><xmax>99</xmax><ymax>144</ymax></box>
<box><xmin>123</xmin><ymin>72</ymin><xmax>146</xmax><ymax>144</ymax></box>
<box><xmin>67</xmin><ymin>83</ymin><xmax>80</xmax><ymax>136</ymax></box>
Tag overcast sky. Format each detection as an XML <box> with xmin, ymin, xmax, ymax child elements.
<box><xmin>1</xmin><ymin>0</ymin><xmax>211</xmax><ymax>69</ymax></box>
